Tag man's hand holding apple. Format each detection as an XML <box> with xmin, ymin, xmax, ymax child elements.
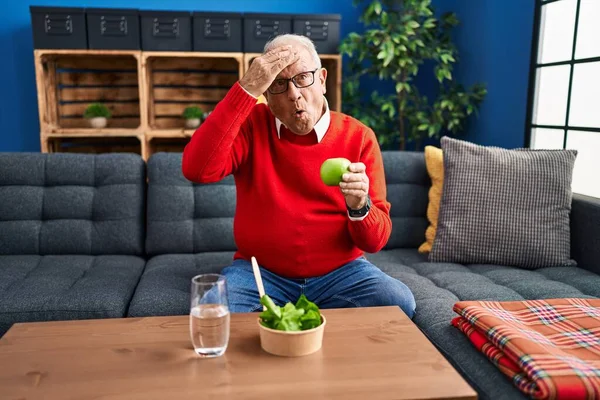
<box><xmin>339</xmin><ymin>162</ymin><xmax>369</xmax><ymax>210</ymax></box>
<box><xmin>320</xmin><ymin>158</ymin><xmax>369</xmax><ymax>210</ymax></box>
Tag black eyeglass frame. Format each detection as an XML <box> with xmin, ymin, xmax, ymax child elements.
<box><xmin>267</xmin><ymin>68</ymin><xmax>321</xmax><ymax>94</ymax></box>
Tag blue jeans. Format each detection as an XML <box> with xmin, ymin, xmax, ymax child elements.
<box><xmin>220</xmin><ymin>257</ymin><xmax>416</xmax><ymax>318</ymax></box>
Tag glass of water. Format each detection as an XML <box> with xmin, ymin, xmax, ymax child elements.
<box><xmin>189</xmin><ymin>274</ymin><xmax>230</xmax><ymax>357</ymax></box>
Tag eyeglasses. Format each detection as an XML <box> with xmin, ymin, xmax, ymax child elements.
<box><xmin>267</xmin><ymin>69</ymin><xmax>319</xmax><ymax>94</ymax></box>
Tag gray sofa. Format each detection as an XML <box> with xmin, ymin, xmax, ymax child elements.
<box><xmin>1</xmin><ymin>151</ymin><xmax>599</xmax><ymax>400</ymax></box>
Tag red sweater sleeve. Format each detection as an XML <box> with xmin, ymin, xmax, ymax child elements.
<box><xmin>347</xmin><ymin>128</ymin><xmax>392</xmax><ymax>253</ymax></box>
<box><xmin>182</xmin><ymin>82</ymin><xmax>258</xmax><ymax>183</ymax></box>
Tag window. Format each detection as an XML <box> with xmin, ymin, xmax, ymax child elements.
<box><xmin>525</xmin><ymin>0</ymin><xmax>600</xmax><ymax>198</ymax></box>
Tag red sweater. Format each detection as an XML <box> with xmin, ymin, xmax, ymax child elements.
<box><xmin>182</xmin><ymin>82</ymin><xmax>392</xmax><ymax>278</ymax></box>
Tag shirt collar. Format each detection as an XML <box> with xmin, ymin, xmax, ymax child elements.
<box><xmin>275</xmin><ymin>97</ymin><xmax>331</xmax><ymax>143</ymax></box>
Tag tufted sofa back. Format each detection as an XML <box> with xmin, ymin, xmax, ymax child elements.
<box><xmin>0</xmin><ymin>153</ymin><xmax>145</xmax><ymax>255</ymax></box>
<box><xmin>145</xmin><ymin>153</ymin><xmax>237</xmax><ymax>256</ymax></box>
<box><xmin>381</xmin><ymin>151</ymin><xmax>430</xmax><ymax>249</ymax></box>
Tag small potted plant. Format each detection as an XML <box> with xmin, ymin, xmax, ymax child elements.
<box><xmin>83</xmin><ymin>103</ymin><xmax>111</xmax><ymax>128</ymax></box>
<box><xmin>182</xmin><ymin>106</ymin><xmax>203</xmax><ymax>129</ymax></box>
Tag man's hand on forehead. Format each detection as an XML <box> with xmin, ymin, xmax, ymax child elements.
<box><xmin>239</xmin><ymin>45</ymin><xmax>300</xmax><ymax>98</ymax></box>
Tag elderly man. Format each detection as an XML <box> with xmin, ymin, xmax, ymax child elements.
<box><xmin>182</xmin><ymin>34</ymin><xmax>416</xmax><ymax>318</ymax></box>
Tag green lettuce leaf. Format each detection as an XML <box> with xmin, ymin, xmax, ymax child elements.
<box><xmin>259</xmin><ymin>294</ymin><xmax>322</xmax><ymax>331</ymax></box>
<box><xmin>276</xmin><ymin>303</ymin><xmax>305</xmax><ymax>331</ymax></box>
<box><xmin>300</xmin><ymin>309</ymin><xmax>321</xmax><ymax>330</ymax></box>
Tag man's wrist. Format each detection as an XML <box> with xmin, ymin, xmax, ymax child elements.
<box><xmin>348</xmin><ymin>198</ymin><xmax>367</xmax><ymax>210</ymax></box>
<box><xmin>238</xmin><ymin>82</ymin><xmax>259</xmax><ymax>99</ymax></box>
<box><xmin>347</xmin><ymin>195</ymin><xmax>371</xmax><ymax>219</ymax></box>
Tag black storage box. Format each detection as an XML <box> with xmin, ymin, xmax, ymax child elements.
<box><xmin>86</xmin><ymin>8</ymin><xmax>140</xmax><ymax>50</ymax></box>
<box><xmin>140</xmin><ymin>10</ymin><xmax>192</xmax><ymax>51</ymax></box>
<box><xmin>30</xmin><ymin>6</ymin><xmax>87</xmax><ymax>49</ymax></box>
<box><xmin>293</xmin><ymin>14</ymin><xmax>341</xmax><ymax>54</ymax></box>
<box><xmin>243</xmin><ymin>13</ymin><xmax>292</xmax><ymax>53</ymax></box>
<box><xmin>192</xmin><ymin>12</ymin><xmax>242</xmax><ymax>52</ymax></box>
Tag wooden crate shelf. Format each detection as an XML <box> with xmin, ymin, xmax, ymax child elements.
<box><xmin>34</xmin><ymin>49</ymin><xmax>145</xmax><ymax>134</ymax></box>
<box><xmin>146</xmin><ymin>136</ymin><xmax>191</xmax><ymax>156</ymax></box>
<box><xmin>320</xmin><ymin>54</ymin><xmax>343</xmax><ymax>113</ymax></box>
<box><xmin>146</xmin><ymin>130</ymin><xmax>194</xmax><ymax>139</ymax></box>
<box><xmin>143</xmin><ymin>52</ymin><xmax>244</xmax><ymax>131</ymax></box>
<box><xmin>44</xmin><ymin>131</ymin><xmax>141</xmax><ymax>138</ymax></box>
<box><xmin>44</xmin><ymin>135</ymin><xmax>143</xmax><ymax>156</ymax></box>
<box><xmin>34</xmin><ymin>49</ymin><xmax>342</xmax><ymax>160</ymax></box>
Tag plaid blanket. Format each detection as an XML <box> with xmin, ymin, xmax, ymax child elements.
<box><xmin>452</xmin><ymin>298</ymin><xmax>600</xmax><ymax>399</ymax></box>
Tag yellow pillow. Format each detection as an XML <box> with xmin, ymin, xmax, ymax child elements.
<box><xmin>418</xmin><ymin>145</ymin><xmax>444</xmax><ymax>253</ymax></box>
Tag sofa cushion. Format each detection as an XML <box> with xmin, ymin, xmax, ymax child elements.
<box><xmin>0</xmin><ymin>153</ymin><xmax>145</xmax><ymax>256</ymax></box>
<box><xmin>381</xmin><ymin>151</ymin><xmax>430</xmax><ymax>249</ymax></box>
<box><xmin>418</xmin><ymin>145</ymin><xmax>444</xmax><ymax>253</ymax></box>
<box><xmin>145</xmin><ymin>153</ymin><xmax>236</xmax><ymax>255</ymax></box>
<box><xmin>0</xmin><ymin>255</ymin><xmax>146</xmax><ymax>336</ymax></box>
<box><xmin>127</xmin><ymin>252</ymin><xmax>236</xmax><ymax>317</ymax></box>
<box><xmin>369</xmin><ymin>251</ymin><xmax>600</xmax><ymax>326</ymax></box>
<box><xmin>368</xmin><ymin>248</ymin><xmax>600</xmax><ymax>400</ymax></box>
<box><xmin>431</xmin><ymin>136</ymin><xmax>577</xmax><ymax>269</ymax></box>
<box><xmin>367</xmin><ymin>248</ymin><xmax>429</xmax><ymax>267</ymax></box>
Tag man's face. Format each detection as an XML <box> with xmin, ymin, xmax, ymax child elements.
<box><xmin>265</xmin><ymin>48</ymin><xmax>327</xmax><ymax>135</ymax></box>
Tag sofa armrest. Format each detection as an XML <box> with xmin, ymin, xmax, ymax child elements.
<box><xmin>571</xmin><ymin>193</ymin><xmax>600</xmax><ymax>275</ymax></box>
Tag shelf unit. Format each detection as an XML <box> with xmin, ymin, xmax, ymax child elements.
<box><xmin>34</xmin><ymin>49</ymin><xmax>342</xmax><ymax>160</ymax></box>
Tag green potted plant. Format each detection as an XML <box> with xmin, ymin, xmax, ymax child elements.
<box><xmin>83</xmin><ymin>103</ymin><xmax>111</xmax><ymax>129</ymax></box>
<box><xmin>340</xmin><ymin>0</ymin><xmax>487</xmax><ymax>150</ymax></box>
<box><xmin>182</xmin><ymin>106</ymin><xmax>204</xmax><ymax>129</ymax></box>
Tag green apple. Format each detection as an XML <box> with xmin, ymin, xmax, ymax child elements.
<box><xmin>320</xmin><ymin>157</ymin><xmax>351</xmax><ymax>186</ymax></box>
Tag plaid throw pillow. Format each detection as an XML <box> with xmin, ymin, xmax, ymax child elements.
<box><xmin>430</xmin><ymin>136</ymin><xmax>578</xmax><ymax>269</ymax></box>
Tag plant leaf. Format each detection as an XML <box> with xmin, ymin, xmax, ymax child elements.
<box><xmin>374</xmin><ymin>1</ymin><xmax>382</xmax><ymax>15</ymax></box>
<box><xmin>383</xmin><ymin>52</ymin><xmax>394</xmax><ymax>67</ymax></box>
<box><xmin>424</xmin><ymin>18</ymin><xmax>436</xmax><ymax>28</ymax></box>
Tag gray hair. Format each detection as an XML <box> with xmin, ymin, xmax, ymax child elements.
<box><xmin>263</xmin><ymin>33</ymin><xmax>322</xmax><ymax>68</ymax></box>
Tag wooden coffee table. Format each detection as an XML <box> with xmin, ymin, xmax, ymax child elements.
<box><xmin>0</xmin><ymin>306</ymin><xmax>477</xmax><ymax>399</ymax></box>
